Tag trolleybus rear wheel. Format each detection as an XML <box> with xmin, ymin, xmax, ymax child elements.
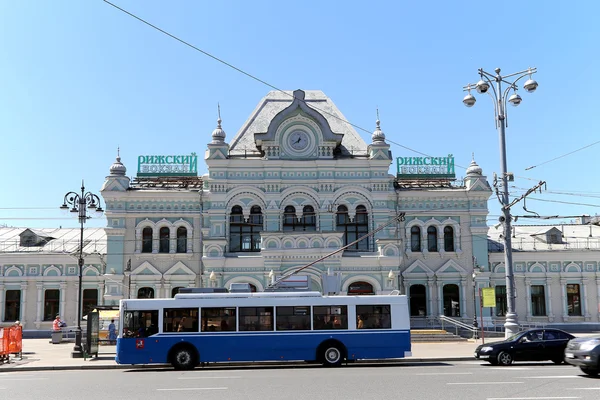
<box><xmin>322</xmin><ymin>345</ymin><xmax>343</xmax><ymax>367</ymax></box>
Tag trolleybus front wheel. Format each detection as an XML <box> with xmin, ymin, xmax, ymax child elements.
<box><xmin>169</xmin><ymin>344</ymin><xmax>199</xmax><ymax>370</ymax></box>
<box><xmin>318</xmin><ymin>341</ymin><xmax>345</xmax><ymax>367</ymax></box>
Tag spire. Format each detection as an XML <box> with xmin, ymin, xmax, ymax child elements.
<box><xmin>372</xmin><ymin>108</ymin><xmax>386</xmax><ymax>143</ymax></box>
<box><xmin>211</xmin><ymin>103</ymin><xmax>226</xmax><ymax>143</ymax></box>
<box><xmin>109</xmin><ymin>147</ymin><xmax>127</xmax><ymax>176</ymax></box>
<box><xmin>466</xmin><ymin>154</ymin><xmax>483</xmax><ymax>176</ymax></box>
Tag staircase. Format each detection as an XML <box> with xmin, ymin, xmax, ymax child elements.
<box><xmin>410</xmin><ymin>329</ymin><xmax>468</xmax><ymax>342</ymax></box>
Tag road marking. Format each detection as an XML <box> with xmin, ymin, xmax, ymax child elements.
<box><xmin>417</xmin><ymin>372</ymin><xmax>473</xmax><ymax>376</ymax></box>
<box><xmin>488</xmin><ymin>367</ymin><xmax>534</xmax><ymax>370</ymax></box>
<box><xmin>0</xmin><ymin>378</ymin><xmax>49</xmax><ymax>381</ymax></box>
<box><xmin>523</xmin><ymin>376</ymin><xmax>580</xmax><ymax>379</ymax></box>
<box><xmin>157</xmin><ymin>387</ymin><xmax>227</xmax><ymax>391</ymax></box>
<box><xmin>487</xmin><ymin>397</ymin><xmax>580</xmax><ymax>400</ymax></box>
<box><xmin>178</xmin><ymin>376</ymin><xmax>241</xmax><ymax>380</ymax></box>
<box><xmin>448</xmin><ymin>382</ymin><xmax>524</xmax><ymax>385</ymax></box>
<box><xmin>573</xmin><ymin>388</ymin><xmax>600</xmax><ymax>390</ymax></box>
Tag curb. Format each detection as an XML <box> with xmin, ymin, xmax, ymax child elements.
<box><xmin>0</xmin><ymin>356</ymin><xmax>476</xmax><ymax>372</ymax></box>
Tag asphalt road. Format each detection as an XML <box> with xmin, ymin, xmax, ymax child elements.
<box><xmin>1</xmin><ymin>361</ymin><xmax>599</xmax><ymax>400</ymax></box>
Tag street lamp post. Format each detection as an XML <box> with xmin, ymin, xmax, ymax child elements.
<box><xmin>60</xmin><ymin>181</ymin><xmax>104</xmax><ymax>358</ymax></box>
<box><xmin>472</xmin><ymin>265</ymin><xmax>481</xmax><ymax>339</ymax></box>
<box><xmin>463</xmin><ymin>67</ymin><xmax>539</xmax><ymax>338</ymax></box>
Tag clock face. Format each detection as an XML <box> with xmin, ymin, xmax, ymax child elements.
<box><xmin>288</xmin><ymin>130</ymin><xmax>309</xmax><ymax>151</ymax></box>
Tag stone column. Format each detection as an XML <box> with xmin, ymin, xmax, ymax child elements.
<box><xmin>438</xmin><ymin>281</ymin><xmax>444</xmax><ymax>317</ymax></box>
<box><xmin>130</xmin><ymin>283</ymin><xmax>137</xmax><ymax>299</ymax></box>
<box><xmin>525</xmin><ymin>279</ymin><xmax>532</xmax><ymax>320</ymax></box>
<box><xmin>427</xmin><ymin>279</ymin><xmax>435</xmax><ymax>317</ymax></box>
<box><xmin>20</xmin><ymin>282</ymin><xmax>28</xmax><ymax>328</ymax></box>
<box><xmin>59</xmin><ymin>282</ymin><xmax>67</xmax><ymax>322</ymax></box>
<box><xmin>582</xmin><ymin>279</ymin><xmax>591</xmax><ymax>321</ymax></box>
<box><xmin>546</xmin><ymin>277</ymin><xmax>554</xmax><ymax>321</ymax></box>
<box><xmin>169</xmin><ymin>229</ymin><xmax>176</xmax><ymax>254</ymax></box>
<box><xmin>98</xmin><ymin>281</ymin><xmax>105</xmax><ymax>306</ymax></box>
<box><xmin>35</xmin><ymin>283</ymin><xmax>43</xmax><ymax>329</ymax></box>
<box><xmin>0</xmin><ymin>284</ymin><xmax>5</xmax><ymax>322</ymax></box>
<box><xmin>460</xmin><ymin>278</ymin><xmax>467</xmax><ymax>319</ymax></box>
<box><xmin>560</xmin><ymin>278</ymin><xmax>568</xmax><ymax>321</ymax></box>
<box><xmin>135</xmin><ymin>228</ymin><xmax>141</xmax><ymax>253</ymax></box>
<box><xmin>164</xmin><ymin>283</ymin><xmax>172</xmax><ymax>298</ymax></box>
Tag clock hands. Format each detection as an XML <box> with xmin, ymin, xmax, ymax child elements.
<box><xmin>294</xmin><ymin>137</ymin><xmax>302</xmax><ymax>144</ymax></box>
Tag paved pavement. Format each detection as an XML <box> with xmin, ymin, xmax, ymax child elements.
<box><xmin>0</xmin><ymin>334</ymin><xmax>597</xmax><ymax>372</ymax></box>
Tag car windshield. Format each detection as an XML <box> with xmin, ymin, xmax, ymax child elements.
<box><xmin>506</xmin><ymin>331</ymin><xmax>527</xmax><ymax>342</ymax></box>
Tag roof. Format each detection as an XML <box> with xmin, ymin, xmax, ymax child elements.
<box><xmin>0</xmin><ymin>227</ymin><xmax>106</xmax><ymax>255</ymax></box>
<box><xmin>488</xmin><ymin>224</ymin><xmax>600</xmax><ymax>252</ymax></box>
<box><xmin>228</xmin><ymin>90</ymin><xmax>368</xmax><ymax>156</ymax></box>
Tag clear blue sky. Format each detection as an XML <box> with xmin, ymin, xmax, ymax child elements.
<box><xmin>1</xmin><ymin>0</ymin><xmax>599</xmax><ymax>229</ymax></box>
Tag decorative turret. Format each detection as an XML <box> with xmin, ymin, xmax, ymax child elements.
<box><xmin>211</xmin><ymin>104</ymin><xmax>226</xmax><ymax>144</ymax></box>
<box><xmin>464</xmin><ymin>154</ymin><xmax>490</xmax><ymax>191</ymax></box>
<box><xmin>206</xmin><ymin>104</ymin><xmax>230</xmax><ymax>160</ymax></box>
<box><xmin>466</xmin><ymin>155</ymin><xmax>483</xmax><ymax>176</ymax></box>
<box><xmin>368</xmin><ymin>109</ymin><xmax>391</xmax><ymax>161</ymax></box>
<box><xmin>101</xmin><ymin>148</ymin><xmax>130</xmax><ymax>192</ymax></box>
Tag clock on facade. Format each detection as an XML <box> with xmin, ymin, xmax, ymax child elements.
<box><xmin>288</xmin><ymin>130</ymin><xmax>310</xmax><ymax>151</ymax></box>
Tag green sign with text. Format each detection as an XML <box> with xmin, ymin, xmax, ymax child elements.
<box><xmin>396</xmin><ymin>154</ymin><xmax>455</xmax><ymax>180</ymax></box>
<box><xmin>137</xmin><ymin>153</ymin><xmax>198</xmax><ymax>177</ymax></box>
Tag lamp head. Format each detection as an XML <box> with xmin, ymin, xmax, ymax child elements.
<box><xmin>475</xmin><ymin>79</ymin><xmax>489</xmax><ymax>94</ymax></box>
<box><xmin>523</xmin><ymin>78</ymin><xmax>538</xmax><ymax>93</ymax></box>
<box><xmin>508</xmin><ymin>92</ymin><xmax>522</xmax><ymax>106</ymax></box>
<box><xmin>463</xmin><ymin>93</ymin><xmax>476</xmax><ymax>107</ymax></box>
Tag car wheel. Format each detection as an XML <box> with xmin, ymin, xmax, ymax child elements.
<box><xmin>497</xmin><ymin>351</ymin><xmax>513</xmax><ymax>366</ymax></box>
<box><xmin>552</xmin><ymin>358</ymin><xmax>563</xmax><ymax>365</ymax></box>
<box><xmin>170</xmin><ymin>345</ymin><xmax>198</xmax><ymax>370</ymax></box>
<box><xmin>322</xmin><ymin>345</ymin><xmax>343</xmax><ymax>367</ymax></box>
<box><xmin>580</xmin><ymin>366</ymin><xmax>599</xmax><ymax>376</ymax></box>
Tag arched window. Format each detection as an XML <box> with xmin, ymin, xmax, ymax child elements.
<box><xmin>336</xmin><ymin>205</ymin><xmax>369</xmax><ymax>251</ymax></box>
<box><xmin>347</xmin><ymin>281</ymin><xmax>374</xmax><ymax>295</ymax></box>
<box><xmin>171</xmin><ymin>287</ymin><xmax>184</xmax><ymax>297</ymax></box>
<box><xmin>409</xmin><ymin>284</ymin><xmax>427</xmax><ymax>316</ymax></box>
<box><xmin>176</xmin><ymin>227</ymin><xmax>187</xmax><ymax>253</ymax></box>
<box><xmin>142</xmin><ymin>227</ymin><xmax>153</xmax><ymax>253</ymax></box>
<box><xmin>159</xmin><ymin>227</ymin><xmax>170</xmax><ymax>253</ymax></box>
<box><xmin>301</xmin><ymin>205</ymin><xmax>316</xmax><ymax>231</ymax></box>
<box><xmin>138</xmin><ymin>287</ymin><xmax>155</xmax><ymax>299</ymax></box>
<box><xmin>411</xmin><ymin>226</ymin><xmax>421</xmax><ymax>252</ymax></box>
<box><xmin>443</xmin><ymin>284</ymin><xmax>460</xmax><ymax>317</ymax></box>
<box><xmin>444</xmin><ymin>226</ymin><xmax>455</xmax><ymax>252</ymax></box>
<box><xmin>427</xmin><ymin>226</ymin><xmax>438</xmax><ymax>252</ymax></box>
<box><xmin>230</xmin><ymin>205</ymin><xmax>263</xmax><ymax>252</ymax></box>
<box><xmin>283</xmin><ymin>206</ymin><xmax>297</xmax><ymax>231</ymax></box>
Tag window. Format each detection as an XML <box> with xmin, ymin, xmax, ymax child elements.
<box><xmin>356</xmin><ymin>305</ymin><xmax>391</xmax><ymax>329</ymax></box>
<box><xmin>171</xmin><ymin>287</ymin><xmax>184</xmax><ymax>297</ymax></box>
<box><xmin>411</xmin><ymin>226</ymin><xmax>421</xmax><ymax>252</ymax></box>
<box><xmin>137</xmin><ymin>287</ymin><xmax>155</xmax><ymax>299</ymax></box>
<box><xmin>239</xmin><ymin>307</ymin><xmax>273</xmax><ymax>331</ymax></box>
<box><xmin>159</xmin><ymin>227</ymin><xmax>170</xmax><ymax>253</ymax></box>
<box><xmin>122</xmin><ymin>310</ymin><xmax>159</xmax><ymax>337</ymax></box>
<box><xmin>163</xmin><ymin>308</ymin><xmax>199</xmax><ymax>332</ymax></box>
<box><xmin>4</xmin><ymin>290</ymin><xmax>21</xmax><ymax>321</ymax></box>
<box><xmin>142</xmin><ymin>227</ymin><xmax>153</xmax><ymax>253</ymax></box>
<box><xmin>444</xmin><ymin>226</ymin><xmax>455</xmax><ymax>251</ymax></box>
<box><xmin>409</xmin><ymin>284</ymin><xmax>427</xmax><ymax>316</ymax></box>
<box><xmin>567</xmin><ymin>284</ymin><xmax>581</xmax><ymax>316</ymax></box>
<box><xmin>301</xmin><ymin>205</ymin><xmax>316</xmax><ymax>231</ymax></box>
<box><xmin>82</xmin><ymin>289</ymin><xmax>98</xmax><ymax>316</ymax></box>
<box><xmin>276</xmin><ymin>306</ymin><xmax>311</xmax><ymax>331</ymax></box>
<box><xmin>495</xmin><ymin>285</ymin><xmax>507</xmax><ymax>316</ymax></box>
<box><xmin>313</xmin><ymin>306</ymin><xmax>348</xmax><ymax>330</ymax></box>
<box><xmin>283</xmin><ymin>206</ymin><xmax>297</xmax><ymax>231</ymax></box>
<box><xmin>230</xmin><ymin>205</ymin><xmax>263</xmax><ymax>252</ymax></box>
<box><xmin>531</xmin><ymin>285</ymin><xmax>546</xmax><ymax>316</ymax></box>
<box><xmin>44</xmin><ymin>289</ymin><xmax>60</xmax><ymax>321</ymax></box>
<box><xmin>427</xmin><ymin>226</ymin><xmax>438</xmax><ymax>252</ymax></box>
<box><xmin>201</xmin><ymin>307</ymin><xmax>236</xmax><ymax>332</ymax></box>
<box><xmin>347</xmin><ymin>281</ymin><xmax>374</xmax><ymax>295</ymax></box>
<box><xmin>176</xmin><ymin>227</ymin><xmax>187</xmax><ymax>253</ymax></box>
<box><xmin>443</xmin><ymin>284</ymin><xmax>460</xmax><ymax>317</ymax></box>
<box><xmin>336</xmin><ymin>205</ymin><xmax>369</xmax><ymax>251</ymax></box>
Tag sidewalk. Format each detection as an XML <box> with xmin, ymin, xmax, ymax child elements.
<box><xmin>0</xmin><ymin>335</ymin><xmax>595</xmax><ymax>372</ymax></box>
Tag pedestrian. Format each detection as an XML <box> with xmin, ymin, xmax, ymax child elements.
<box><xmin>108</xmin><ymin>319</ymin><xmax>117</xmax><ymax>344</ymax></box>
<box><xmin>52</xmin><ymin>315</ymin><xmax>62</xmax><ymax>332</ymax></box>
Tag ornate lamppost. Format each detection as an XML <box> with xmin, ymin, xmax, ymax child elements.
<box><xmin>463</xmin><ymin>67</ymin><xmax>539</xmax><ymax>338</ymax></box>
<box><xmin>60</xmin><ymin>181</ymin><xmax>104</xmax><ymax>358</ymax></box>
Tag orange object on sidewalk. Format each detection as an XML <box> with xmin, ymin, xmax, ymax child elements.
<box><xmin>0</xmin><ymin>325</ymin><xmax>23</xmax><ymax>363</ymax></box>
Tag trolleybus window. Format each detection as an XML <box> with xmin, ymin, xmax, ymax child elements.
<box><xmin>201</xmin><ymin>307</ymin><xmax>236</xmax><ymax>332</ymax></box>
<box><xmin>276</xmin><ymin>306</ymin><xmax>311</xmax><ymax>330</ymax></box>
<box><xmin>163</xmin><ymin>308</ymin><xmax>199</xmax><ymax>332</ymax></box>
<box><xmin>123</xmin><ymin>310</ymin><xmax>159</xmax><ymax>338</ymax></box>
<box><xmin>239</xmin><ymin>307</ymin><xmax>274</xmax><ymax>331</ymax></box>
<box><xmin>356</xmin><ymin>305</ymin><xmax>391</xmax><ymax>329</ymax></box>
<box><xmin>313</xmin><ymin>305</ymin><xmax>348</xmax><ymax>330</ymax></box>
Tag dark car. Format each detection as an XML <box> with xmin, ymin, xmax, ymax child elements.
<box><xmin>475</xmin><ymin>328</ymin><xmax>575</xmax><ymax>366</ymax></box>
<box><xmin>564</xmin><ymin>336</ymin><xmax>600</xmax><ymax>376</ymax></box>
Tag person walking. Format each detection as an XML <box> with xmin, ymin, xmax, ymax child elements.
<box><xmin>108</xmin><ymin>319</ymin><xmax>117</xmax><ymax>344</ymax></box>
